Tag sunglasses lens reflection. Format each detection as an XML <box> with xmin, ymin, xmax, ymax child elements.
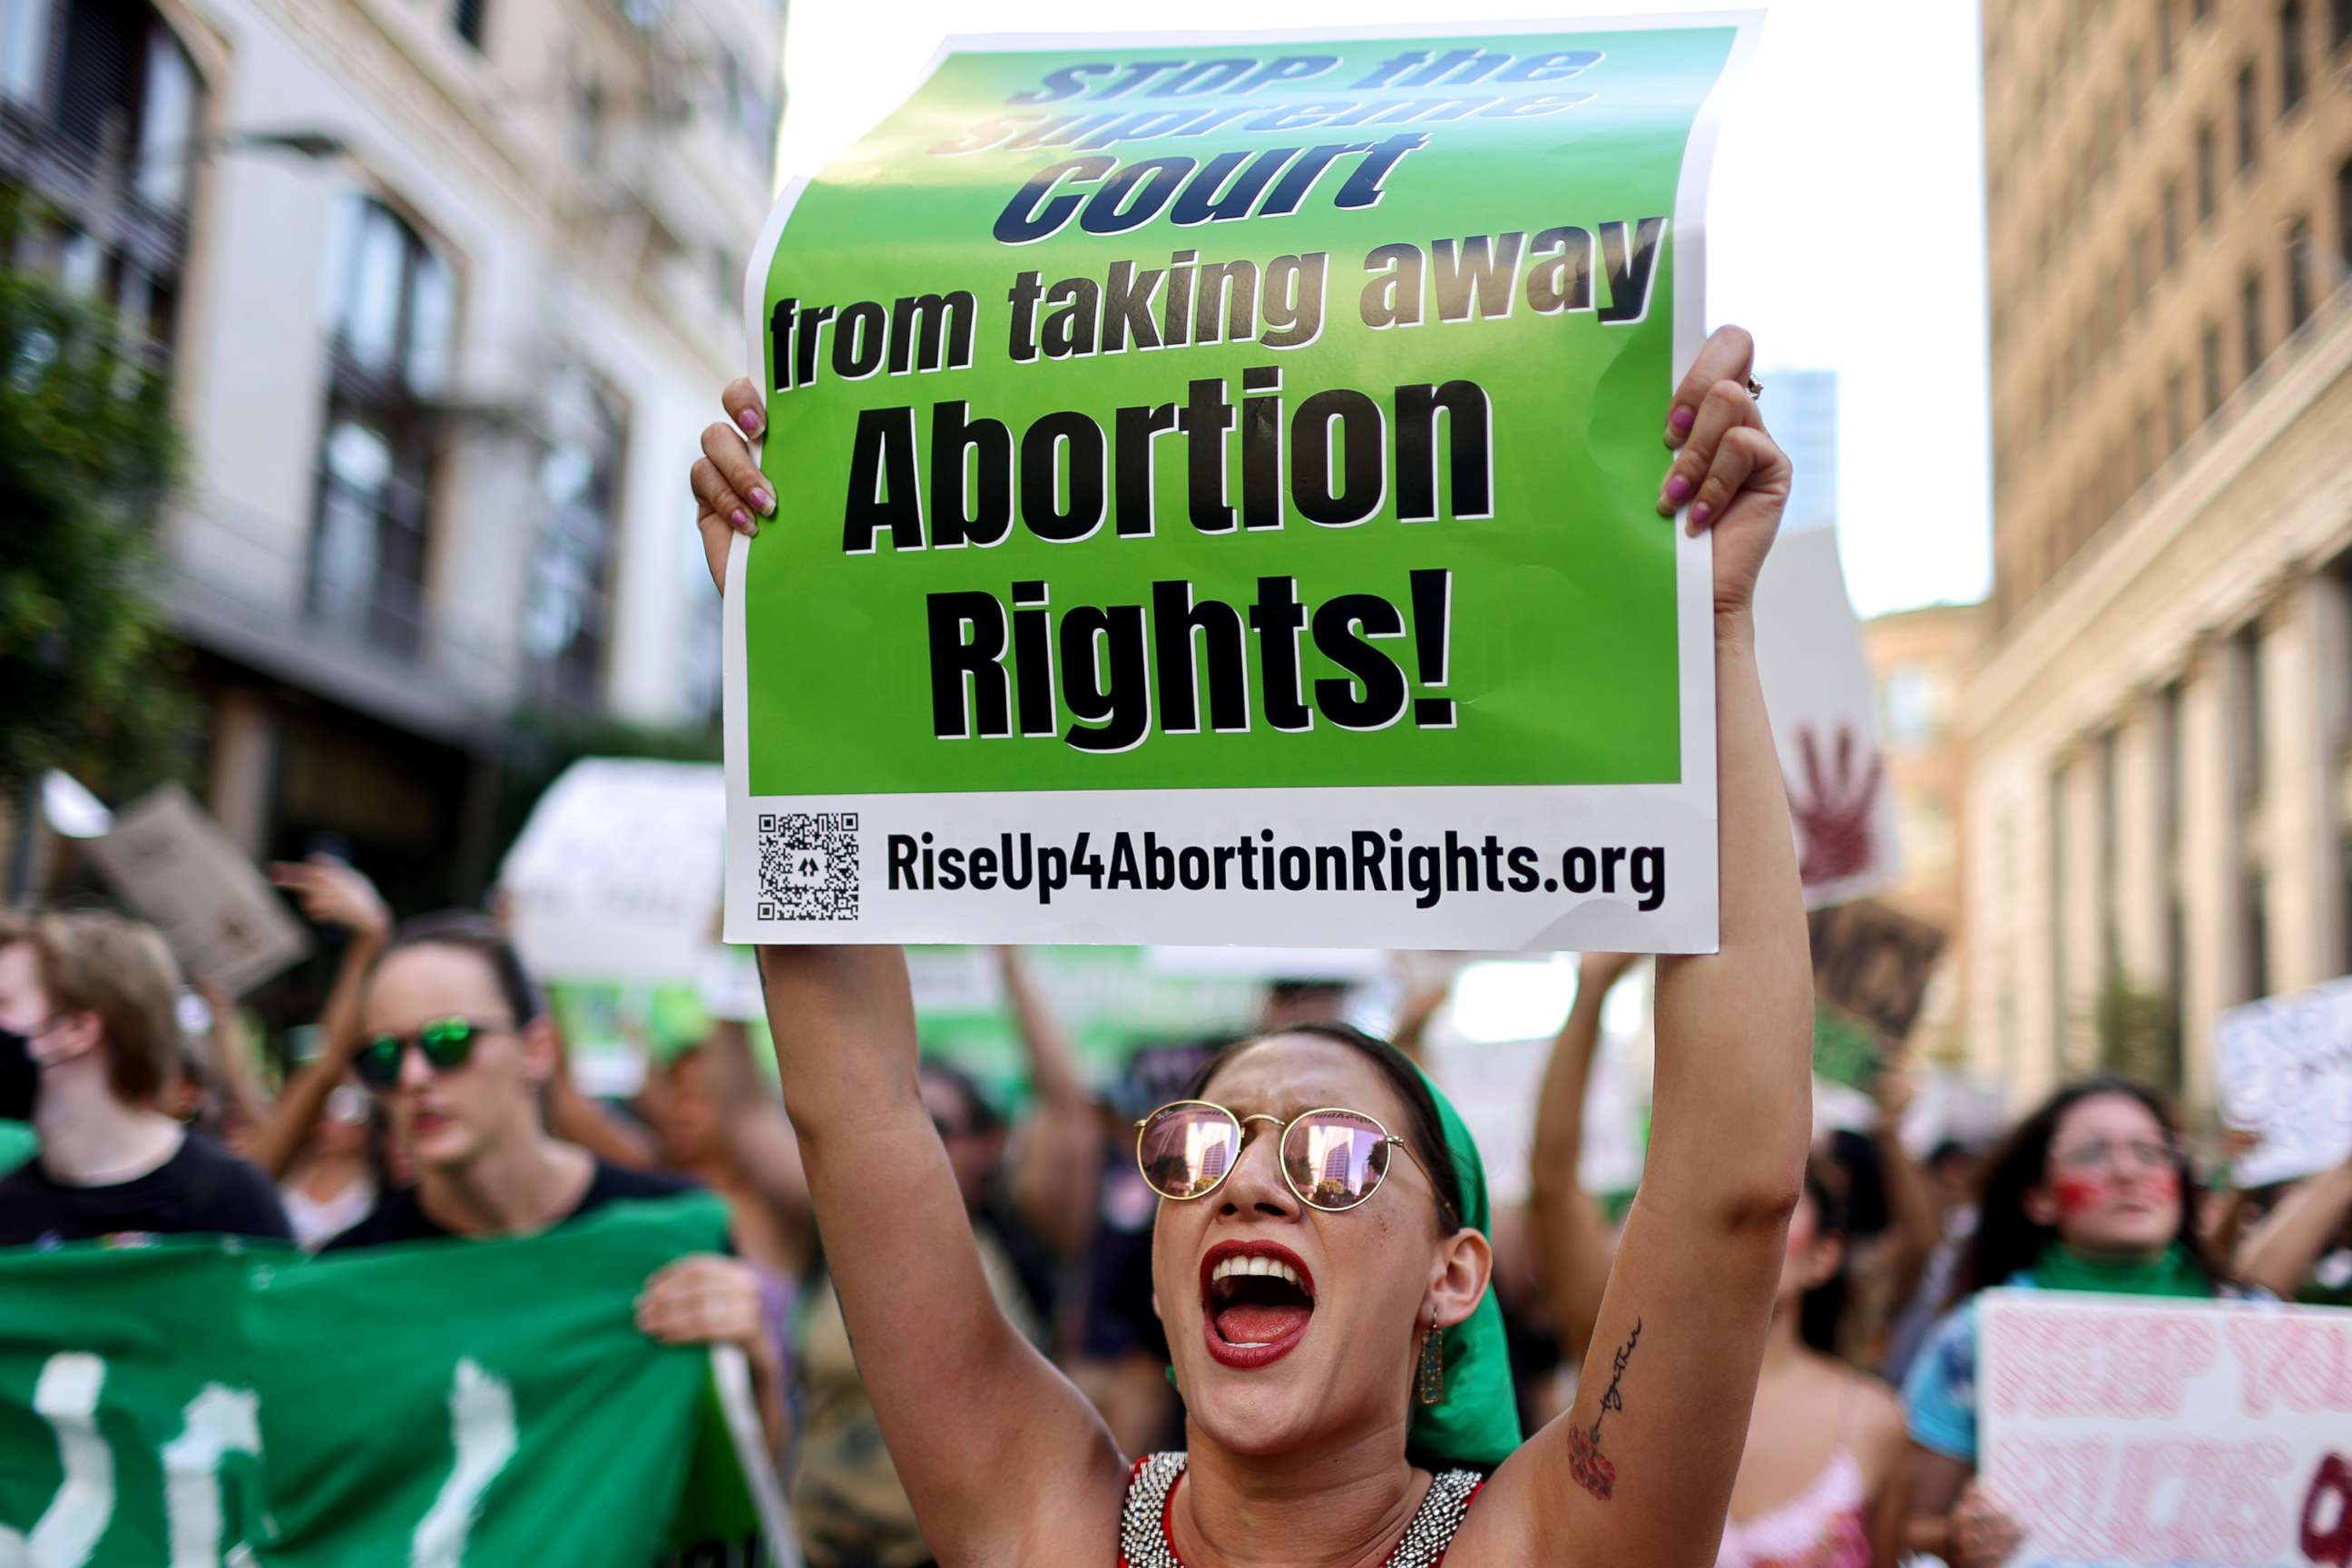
<box><xmin>1138</xmin><ymin>1105</ymin><xmax>1240</xmax><ymax>1199</ymax></box>
<box><xmin>1282</xmin><ymin>1112</ymin><xmax>1389</xmax><ymax>1210</ymax></box>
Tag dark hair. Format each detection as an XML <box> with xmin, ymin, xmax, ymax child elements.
<box><xmin>1926</xmin><ymin>1138</ymin><xmax>1975</xmax><ymax>1174</ymax></box>
<box><xmin>1184</xmin><ymin>1021</ymin><xmax>1462</xmax><ymax>1232</ymax></box>
<box><xmin>1826</xmin><ymin>1128</ymin><xmax>1889</xmax><ymax>1238</ymax></box>
<box><xmin>1796</xmin><ymin>1160</ymin><xmax>1851</xmax><ymax>1356</ymax></box>
<box><xmin>919</xmin><ymin>1059</ymin><xmax>1003</xmax><ymax>1138</ymax></box>
<box><xmin>377</xmin><ymin>913</ymin><xmax>544</xmax><ymax>1027</ymax></box>
<box><xmin>1951</xmin><ymin>1073</ymin><xmax>2224</xmax><ymax>1307</ymax></box>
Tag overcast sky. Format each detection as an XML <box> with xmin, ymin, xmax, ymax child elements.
<box><xmin>770</xmin><ymin>1</ymin><xmax>1994</xmax><ymax>618</ymax></box>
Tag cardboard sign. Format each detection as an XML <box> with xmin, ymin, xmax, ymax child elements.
<box><xmin>724</xmin><ymin>18</ymin><xmax>1762</xmax><ymax>951</ymax></box>
<box><xmin>2216</xmin><ymin>975</ymin><xmax>2352</xmax><ymax>1188</ymax></box>
<box><xmin>83</xmin><ymin>786</ymin><xmax>309</xmax><ymax>996</ymax></box>
<box><xmin>1979</xmin><ymin>1290</ymin><xmax>2352</xmax><ymax>1568</ymax></box>
<box><xmin>1752</xmin><ymin>524</ymin><xmax>1904</xmax><ymax>909</ymax></box>
<box><xmin>1808</xmin><ymin>897</ymin><xmax>1945</xmax><ymax>1045</ymax></box>
<box><xmin>499</xmin><ymin>759</ymin><xmax>728</xmax><ymax>985</ymax></box>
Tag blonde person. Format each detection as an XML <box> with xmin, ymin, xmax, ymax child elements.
<box><xmin>0</xmin><ymin>909</ymin><xmax>290</xmax><ymax>1248</ymax></box>
<box><xmin>681</xmin><ymin>326</ymin><xmax>1818</xmax><ymax>1566</ymax></box>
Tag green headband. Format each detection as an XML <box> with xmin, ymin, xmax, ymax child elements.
<box><xmin>1162</xmin><ymin>1070</ymin><xmax>1524</xmax><ymax>1472</ymax></box>
<box><xmin>1407</xmin><ymin>1066</ymin><xmax>1522</xmax><ymax>1470</ymax></box>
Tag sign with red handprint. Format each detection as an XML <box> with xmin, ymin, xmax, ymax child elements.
<box><xmin>1751</xmin><ymin>526</ymin><xmax>1904</xmax><ymax>909</ymax></box>
<box><xmin>1791</xmin><ymin>725</ymin><xmax>1884</xmax><ymax>887</ymax></box>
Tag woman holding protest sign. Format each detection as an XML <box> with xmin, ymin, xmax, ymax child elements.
<box><xmin>1898</xmin><ymin>1075</ymin><xmax>2264</xmax><ymax>1566</ymax></box>
<box><xmin>687</xmin><ymin>323</ymin><xmax>1818</xmax><ymax>1566</ymax></box>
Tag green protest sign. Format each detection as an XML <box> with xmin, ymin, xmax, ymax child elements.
<box><xmin>726</xmin><ymin>18</ymin><xmax>1756</xmax><ymax>953</ymax></box>
<box><xmin>0</xmin><ymin>1197</ymin><xmax>776</xmax><ymax>1563</ymax></box>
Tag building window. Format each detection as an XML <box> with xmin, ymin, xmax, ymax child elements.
<box><xmin>524</xmin><ymin>371</ymin><xmax>623</xmax><ymax>710</ymax></box>
<box><xmin>2245</xmin><ymin>869</ymin><xmax>2272</xmax><ymax>999</ymax></box>
<box><xmin>2282</xmin><ymin>1</ymin><xmax>2308</xmax><ymax>111</ymax></box>
<box><xmin>2235</xmin><ymin>63</ymin><xmax>2259</xmax><ymax>172</ymax></box>
<box><xmin>2166</xmin><ymin>368</ymin><xmax>2185</xmax><ymax>453</ymax></box>
<box><xmin>2126</xmin><ymin>48</ymin><xmax>2144</xmax><ymax>130</ymax></box>
<box><xmin>2287</xmin><ymin>218</ymin><xmax>2313</xmax><ymax>333</ymax></box>
<box><xmin>2050</xmin><ymin>764</ymin><xmax>2070</xmax><ymax>1054</ymax></box>
<box><xmin>2196</xmin><ymin>122</ymin><xmax>2217</xmax><ymax>223</ymax></box>
<box><xmin>2338</xmin><ymin>0</ymin><xmax>2352</xmax><ymax>48</ymax></box>
<box><xmin>2159</xmin><ymin>0</ymin><xmax>2177</xmax><ymax>74</ymax></box>
<box><xmin>2238</xmin><ymin>622</ymin><xmax>2267</xmax><ymax>799</ymax></box>
<box><xmin>454</xmin><ymin>0</ymin><xmax>487</xmax><ymax>49</ymax></box>
<box><xmin>2098</xmin><ymin>729</ymin><xmax>2121</xmax><ymax>984</ymax></box>
<box><xmin>1</xmin><ymin>0</ymin><xmax>201</xmax><ymax>351</ymax></box>
<box><xmin>1879</xmin><ymin>662</ymin><xmax>1945</xmax><ymax>748</ymax></box>
<box><xmin>2201</xmin><ymin>320</ymin><xmax>2224</xmax><ymax>416</ymax></box>
<box><xmin>310</xmin><ymin>194</ymin><xmax>455</xmax><ymax>657</ymax></box>
<box><xmin>2192</xmin><ymin>0</ymin><xmax>2210</xmax><ymax>21</ymax></box>
<box><xmin>2339</xmin><ymin>157</ymin><xmax>2351</xmax><ymax>274</ymax></box>
<box><xmin>2161</xmin><ymin>680</ymin><xmax>2184</xmax><ymax>849</ymax></box>
<box><xmin>2161</xmin><ymin>178</ymin><xmax>2180</xmax><ymax>268</ymax></box>
<box><xmin>2240</xmin><ymin>269</ymin><xmax>2265</xmax><ymax>378</ymax></box>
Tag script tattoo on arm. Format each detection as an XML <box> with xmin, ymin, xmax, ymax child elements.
<box><xmin>1567</xmin><ymin>1318</ymin><xmax>1642</xmax><ymax>1503</ymax></box>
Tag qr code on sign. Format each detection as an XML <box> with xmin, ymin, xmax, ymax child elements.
<box><xmin>757</xmin><ymin>812</ymin><xmax>859</xmax><ymax>922</ymax></box>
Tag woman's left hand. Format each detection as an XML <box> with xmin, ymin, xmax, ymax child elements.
<box><xmin>636</xmin><ymin>1253</ymin><xmax>768</xmax><ymax>1351</ymax></box>
<box><xmin>1655</xmin><ymin>325</ymin><xmax>1791</xmax><ymax>622</ymax></box>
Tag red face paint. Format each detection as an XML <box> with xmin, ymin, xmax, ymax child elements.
<box><xmin>2053</xmin><ymin>1175</ymin><xmax>2108</xmax><ymax>1215</ymax></box>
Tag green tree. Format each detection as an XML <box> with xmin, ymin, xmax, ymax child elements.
<box><xmin>0</xmin><ymin>201</ymin><xmax>192</xmax><ymax>849</ymax></box>
<box><xmin>2091</xmin><ymin>973</ymin><xmax>2182</xmax><ymax>1094</ymax></box>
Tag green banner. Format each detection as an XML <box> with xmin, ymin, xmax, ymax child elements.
<box><xmin>0</xmin><ymin>1196</ymin><xmax>760</xmax><ymax>1563</ymax></box>
<box><xmin>727</xmin><ymin>21</ymin><xmax>1752</xmax><ymax>952</ymax></box>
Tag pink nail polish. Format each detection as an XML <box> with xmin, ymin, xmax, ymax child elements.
<box><xmin>750</xmin><ymin>487</ymin><xmax>775</xmax><ymax>514</ymax></box>
<box><xmin>1690</xmin><ymin>503</ymin><xmax>1713</xmax><ymax>528</ymax></box>
<box><xmin>736</xmin><ymin>407</ymin><xmax>764</xmax><ymax>436</ymax></box>
<box><xmin>1671</xmin><ymin>406</ymin><xmax>1696</xmax><ymax>434</ymax></box>
<box><xmin>1663</xmin><ymin>474</ymin><xmax>1694</xmax><ymax>505</ymax></box>
<box><xmin>731</xmin><ymin>508</ymin><xmax>751</xmax><ymax>530</ymax></box>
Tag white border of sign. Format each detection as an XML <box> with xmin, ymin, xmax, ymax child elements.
<box><xmin>724</xmin><ymin>15</ymin><xmax>1761</xmax><ymax>952</ymax></box>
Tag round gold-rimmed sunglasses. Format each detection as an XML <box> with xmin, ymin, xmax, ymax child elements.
<box><xmin>1132</xmin><ymin>1099</ymin><xmax>1459</xmax><ymax>1224</ymax></box>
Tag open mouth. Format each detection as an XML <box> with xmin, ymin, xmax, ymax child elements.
<box><xmin>1199</xmin><ymin>1242</ymin><xmax>1316</xmax><ymax>1369</ymax></box>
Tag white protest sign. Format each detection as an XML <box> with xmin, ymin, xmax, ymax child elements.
<box><xmin>83</xmin><ymin>786</ymin><xmax>309</xmax><ymax>996</ymax></box>
<box><xmin>1424</xmin><ymin>1033</ymin><xmax>1645</xmax><ymax>1206</ymax></box>
<box><xmin>2217</xmin><ymin>975</ymin><xmax>2352</xmax><ymax>1188</ymax></box>
<box><xmin>1979</xmin><ymin>1290</ymin><xmax>2352</xmax><ymax>1568</ymax></box>
<box><xmin>500</xmin><ymin>760</ymin><xmax>727</xmax><ymax>985</ymax></box>
<box><xmin>1752</xmin><ymin>524</ymin><xmax>1902</xmax><ymax>909</ymax></box>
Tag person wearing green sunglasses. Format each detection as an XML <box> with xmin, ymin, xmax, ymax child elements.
<box><xmin>688</xmin><ymin>323</ymin><xmax>1818</xmax><ymax>1567</ymax></box>
<box><xmin>317</xmin><ymin>913</ymin><xmax>785</xmax><ymax>1463</ymax></box>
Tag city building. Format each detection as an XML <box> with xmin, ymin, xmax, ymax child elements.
<box><xmin>1863</xmin><ymin>601</ymin><xmax>1987</xmax><ymax>1066</ymax></box>
<box><xmin>2</xmin><ymin>0</ymin><xmax>782</xmax><ymax>907</ymax></box>
<box><xmin>1965</xmin><ymin>0</ymin><xmax>2352</xmax><ymax>1113</ymax></box>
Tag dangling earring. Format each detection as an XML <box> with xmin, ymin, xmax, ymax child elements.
<box><xmin>1416</xmin><ymin>1315</ymin><xmax>1446</xmax><ymax>1406</ymax></box>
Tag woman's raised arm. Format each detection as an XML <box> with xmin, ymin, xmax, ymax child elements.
<box><xmin>696</xmin><ymin>381</ymin><xmax>1124</xmax><ymax>1553</ymax></box>
<box><xmin>1487</xmin><ymin>326</ymin><xmax>1814</xmax><ymax>1567</ymax></box>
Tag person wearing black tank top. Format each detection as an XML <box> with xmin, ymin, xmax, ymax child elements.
<box><xmin>686</xmin><ymin>324</ymin><xmax>1814</xmax><ymax>1566</ymax></box>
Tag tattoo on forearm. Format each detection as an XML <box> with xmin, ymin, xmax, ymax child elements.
<box><xmin>1568</xmin><ymin>1318</ymin><xmax>1642</xmax><ymax>1502</ymax></box>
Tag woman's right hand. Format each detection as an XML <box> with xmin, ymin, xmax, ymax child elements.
<box><xmin>1950</xmin><ymin>1480</ymin><xmax>2024</xmax><ymax>1567</ymax></box>
<box><xmin>269</xmin><ymin>856</ymin><xmax>389</xmax><ymax>944</ymax></box>
<box><xmin>691</xmin><ymin>377</ymin><xmax>775</xmax><ymax>594</ymax></box>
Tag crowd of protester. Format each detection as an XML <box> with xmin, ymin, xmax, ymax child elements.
<box><xmin>7</xmin><ymin>869</ymin><xmax>2350</xmax><ymax>1566</ymax></box>
<box><xmin>7</xmin><ymin>345</ymin><xmax>2350</xmax><ymax>1565</ymax></box>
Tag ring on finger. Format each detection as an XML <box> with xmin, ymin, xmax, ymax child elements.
<box><xmin>1744</xmin><ymin>374</ymin><xmax>1763</xmax><ymax>399</ymax></box>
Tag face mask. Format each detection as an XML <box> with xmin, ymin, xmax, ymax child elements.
<box><xmin>0</xmin><ymin>1025</ymin><xmax>38</xmax><ymax>1122</ymax></box>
